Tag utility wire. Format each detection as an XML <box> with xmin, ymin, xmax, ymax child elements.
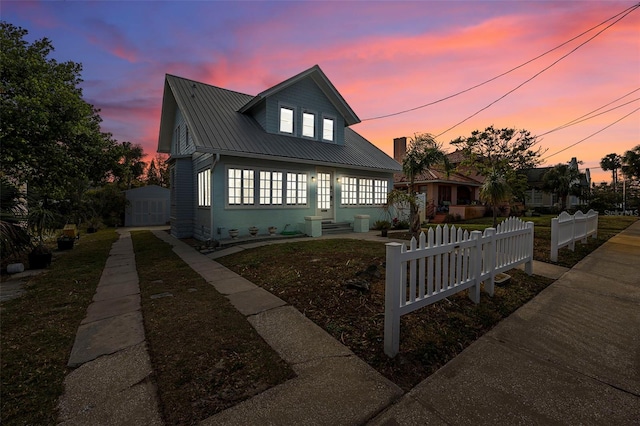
<box><xmin>434</xmin><ymin>3</ymin><xmax>639</xmax><ymax>139</ymax></box>
<box><xmin>361</xmin><ymin>2</ymin><xmax>640</xmax><ymax>122</ymax></box>
<box><xmin>539</xmin><ymin>88</ymin><xmax>640</xmax><ymax>136</ymax></box>
<box><xmin>543</xmin><ymin>107</ymin><xmax>640</xmax><ymax>160</ymax></box>
<box><xmin>539</xmin><ymin>96</ymin><xmax>640</xmax><ymax>136</ymax></box>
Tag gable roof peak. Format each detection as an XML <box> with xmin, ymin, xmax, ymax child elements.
<box><xmin>237</xmin><ymin>65</ymin><xmax>360</xmax><ymax>126</ymax></box>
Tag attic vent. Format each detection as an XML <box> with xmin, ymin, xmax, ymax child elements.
<box><xmin>191</xmin><ymin>83</ymin><xmax>196</xmax><ymax>98</ymax></box>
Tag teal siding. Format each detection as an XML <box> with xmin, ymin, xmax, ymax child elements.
<box><xmin>262</xmin><ymin>78</ymin><xmax>345</xmax><ymax>145</ymax></box>
<box><xmin>184</xmin><ymin>155</ymin><xmax>395</xmax><ymax>240</ymax></box>
<box><xmin>170</xmin><ymin>157</ymin><xmax>194</xmax><ymax>238</ymax></box>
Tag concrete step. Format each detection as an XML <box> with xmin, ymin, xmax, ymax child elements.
<box><xmin>322</xmin><ymin>222</ymin><xmax>353</xmax><ymax>235</ymax></box>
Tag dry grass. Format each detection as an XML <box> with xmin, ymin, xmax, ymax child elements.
<box><xmin>132</xmin><ymin>231</ymin><xmax>294</xmax><ymax>425</ymax></box>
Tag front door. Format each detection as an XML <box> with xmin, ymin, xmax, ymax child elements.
<box><xmin>316</xmin><ymin>171</ymin><xmax>334</xmax><ymax>220</ymax></box>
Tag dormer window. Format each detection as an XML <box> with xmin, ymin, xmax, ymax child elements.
<box><xmin>323</xmin><ymin>117</ymin><xmax>334</xmax><ymax>142</ymax></box>
<box><xmin>302</xmin><ymin>112</ymin><xmax>315</xmax><ymax>138</ymax></box>
<box><xmin>280</xmin><ymin>107</ymin><xmax>294</xmax><ymax>134</ymax></box>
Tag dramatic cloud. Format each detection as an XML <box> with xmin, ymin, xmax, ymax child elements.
<box><xmin>3</xmin><ymin>0</ymin><xmax>638</xmax><ymax>182</ymax></box>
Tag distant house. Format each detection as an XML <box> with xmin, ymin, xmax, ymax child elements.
<box><xmin>124</xmin><ymin>185</ymin><xmax>170</xmax><ymax>227</ymax></box>
<box><xmin>522</xmin><ymin>157</ymin><xmax>591</xmax><ymax>210</ymax></box>
<box><xmin>392</xmin><ymin>137</ymin><xmax>485</xmax><ymax>221</ymax></box>
<box><xmin>157</xmin><ymin>65</ymin><xmax>401</xmax><ymax>240</ymax></box>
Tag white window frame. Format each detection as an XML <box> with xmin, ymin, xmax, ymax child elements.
<box><xmin>259</xmin><ymin>171</ymin><xmax>283</xmax><ymax>205</ymax></box>
<box><xmin>286</xmin><ymin>173</ymin><xmax>308</xmax><ymax>205</ymax></box>
<box><xmin>322</xmin><ymin>116</ymin><xmax>335</xmax><ymax>142</ymax></box>
<box><xmin>280</xmin><ymin>106</ymin><xmax>294</xmax><ymax>134</ymax></box>
<box><xmin>228</xmin><ymin>168</ymin><xmax>254</xmax><ymax>206</ymax></box>
<box><xmin>341</xmin><ymin>177</ymin><xmax>358</xmax><ymax>205</ymax></box>
<box><xmin>341</xmin><ymin>176</ymin><xmax>389</xmax><ymax>207</ymax></box>
<box><xmin>359</xmin><ymin>178</ymin><xmax>373</xmax><ymax>205</ymax></box>
<box><xmin>302</xmin><ymin>111</ymin><xmax>315</xmax><ymax>138</ymax></box>
<box><xmin>374</xmin><ymin>179</ymin><xmax>389</xmax><ymax>205</ymax></box>
<box><xmin>197</xmin><ymin>169</ymin><xmax>211</xmax><ymax>207</ymax></box>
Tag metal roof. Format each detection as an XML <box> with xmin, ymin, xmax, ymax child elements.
<box><xmin>158</xmin><ymin>71</ymin><xmax>401</xmax><ymax>173</ymax></box>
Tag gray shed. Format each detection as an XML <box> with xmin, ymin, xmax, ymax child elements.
<box><xmin>124</xmin><ymin>185</ymin><xmax>170</xmax><ymax>227</ymax></box>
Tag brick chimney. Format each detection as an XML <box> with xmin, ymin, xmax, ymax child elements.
<box><xmin>393</xmin><ymin>137</ymin><xmax>407</xmax><ymax>162</ymax></box>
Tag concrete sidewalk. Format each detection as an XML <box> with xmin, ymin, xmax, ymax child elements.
<box><xmin>57</xmin><ymin>223</ymin><xmax>638</xmax><ymax>425</ymax></box>
<box><xmin>369</xmin><ymin>220</ymin><xmax>640</xmax><ymax>425</ymax></box>
<box><xmin>58</xmin><ymin>230</ymin><xmax>163</xmax><ymax>426</ymax></box>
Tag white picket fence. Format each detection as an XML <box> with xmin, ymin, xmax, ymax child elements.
<box><xmin>550</xmin><ymin>210</ymin><xmax>598</xmax><ymax>262</ymax></box>
<box><xmin>384</xmin><ymin>217</ymin><xmax>534</xmax><ymax>357</ymax></box>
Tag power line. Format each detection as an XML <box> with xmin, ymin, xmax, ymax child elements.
<box><xmin>538</xmin><ymin>92</ymin><xmax>640</xmax><ymax>137</ymax></box>
<box><xmin>543</xmin><ymin>107</ymin><xmax>640</xmax><ymax>160</ymax></box>
<box><xmin>360</xmin><ymin>2</ymin><xmax>640</xmax><ymax>122</ymax></box>
<box><xmin>434</xmin><ymin>4</ymin><xmax>639</xmax><ymax>139</ymax></box>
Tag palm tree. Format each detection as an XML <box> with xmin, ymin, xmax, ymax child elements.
<box><xmin>600</xmin><ymin>153</ymin><xmax>622</xmax><ymax>192</ymax></box>
<box><xmin>401</xmin><ymin>133</ymin><xmax>447</xmax><ymax>236</ymax></box>
<box><xmin>541</xmin><ymin>163</ymin><xmax>583</xmax><ymax>211</ymax></box>
<box><xmin>480</xmin><ymin>171</ymin><xmax>511</xmax><ymax>228</ymax></box>
<box><xmin>621</xmin><ymin>145</ymin><xmax>640</xmax><ymax>181</ymax></box>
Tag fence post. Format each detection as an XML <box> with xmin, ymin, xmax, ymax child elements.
<box><xmin>470</xmin><ymin>230</ymin><xmax>483</xmax><ymax>302</ymax></box>
<box><xmin>384</xmin><ymin>242</ymin><xmax>403</xmax><ymax>358</ymax></box>
<box><xmin>550</xmin><ymin>217</ymin><xmax>559</xmax><ymax>262</ymax></box>
<box><xmin>569</xmin><ymin>214</ymin><xmax>576</xmax><ymax>252</ymax></box>
<box><xmin>483</xmin><ymin>227</ymin><xmax>496</xmax><ymax>296</ymax></box>
<box><xmin>525</xmin><ymin>221</ymin><xmax>534</xmax><ymax>275</ymax></box>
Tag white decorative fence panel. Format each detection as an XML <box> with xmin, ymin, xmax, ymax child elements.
<box><xmin>384</xmin><ymin>218</ymin><xmax>534</xmax><ymax>358</ymax></box>
<box><xmin>550</xmin><ymin>210</ymin><xmax>598</xmax><ymax>262</ymax></box>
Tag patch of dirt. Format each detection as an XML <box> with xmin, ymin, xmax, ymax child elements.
<box><xmin>216</xmin><ymin>239</ymin><xmax>554</xmax><ymax>390</ymax></box>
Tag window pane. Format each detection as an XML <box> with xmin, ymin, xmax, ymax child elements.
<box><xmin>272</xmin><ymin>172</ymin><xmax>283</xmax><ymax>205</ymax></box>
<box><xmin>228</xmin><ymin>169</ymin><xmax>241</xmax><ymax>205</ymax></box>
<box><xmin>341</xmin><ymin>177</ymin><xmax>358</xmax><ymax>205</ymax></box>
<box><xmin>197</xmin><ymin>169</ymin><xmax>210</xmax><ymax>207</ymax></box>
<box><xmin>359</xmin><ymin>178</ymin><xmax>373</xmax><ymax>205</ymax></box>
<box><xmin>374</xmin><ymin>179</ymin><xmax>388</xmax><ymax>205</ymax></box>
<box><xmin>243</xmin><ymin>169</ymin><xmax>254</xmax><ymax>204</ymax></box>
<box><xmin>280</xmin><ymin>107</ymin><xmax>293</xmax><ymax>133</ymax></box>
<box><xmin>303</xmin><ymin>112</ymin><xmax>314</xmax><ymax>138</ymax></box>
<box><xmin>323</xmin><ymin>118</ymin><xmax>334</xmax><ymax>141</ymax></box>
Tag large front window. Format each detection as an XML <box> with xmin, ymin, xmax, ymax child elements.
<box><xmin>228</xmin><ymin>168</ymin><xmax>254</xmax><ymax>205</ymax></box>
<box><xmin>259</xmin><ymin>171</ymin><xmax>283</xmax><ymax>205</ymax></box>
<box><xmin>286</xmin><ymin>173</ymin><xmax>307</xmax><ymax>205</ymax></box>
<box><xmin>341</xmin><ymin>177</ymin><xmax>388</xmax><ymax>206</ymax></box>
<box><xmin>228</xmin><ymin>167</ymin><xmax>307</xmax><ymax>207</ymax></box>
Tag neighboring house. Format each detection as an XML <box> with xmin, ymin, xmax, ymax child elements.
<box><xmin>392</xmin><ymin>137</ymin><xmax>485</xmax><ymax>221</ymax></box>
<box><xmin>124</xmin><ymin>185</ymin><xmax>170</xmax><ymax>227</ymax></box>
<box><xmin>157</xmin><ymin>65</ymin><xmax>402</xmax><ymax>240</ymax></box>
<box><xmin>522</xmin><ymin>157</ymin><xmax>591</xmax><ymax>209</ymax></box>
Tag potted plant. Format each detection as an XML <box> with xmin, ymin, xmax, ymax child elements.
<box><xmin>268</xmin><ymin>226</ymin><xmax>277</xmax><ymax>236</ymax></box>
<box><xmin>373</xmin><ymin>220</ymin><xmax>391</xmax><ymax>237</ymax></box>
<box><xmin>249</xmin><ymin>226</ymin><xmax>259</xmax><ymax>237</ymax></box>
<box><xmin>228</xmin><ymin>228</ymin><xmax>239</xmax><ymax>239</ymax></box>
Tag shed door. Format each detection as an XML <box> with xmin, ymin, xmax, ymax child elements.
<box><xmin>316</xmin><ymin>172</ymin><xmax>334</xmax><ymax>220</ymax></box>
<box><xmin>134</xmin><ymin>199</ymin><xmax>165</xmax><ymax>226</ymax></box>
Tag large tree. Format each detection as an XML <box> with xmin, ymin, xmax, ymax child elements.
<box><xmin>621</xmin><ymin>145</ymin><xmax>640</xmax><ymax>181</ymax></box>
<box><xmin>541</xmin><ymin>163</ymin><xmax>584</xmax><ymax>211</ymax></box>
<box><xmin>112</xmin><ymin>141</ymin><xmax>146</xmax><ymax>189</ymax></box>
<box><xmin>600</xmin><ymin>153</ymin><xmax>623</xmax><ymax>192</ymax></box>
<box><xmin>451</xmin><ymin>126</ymin><xmax>543</xmax><ymax>208</ymax></box>
<box><xmin>0</xmin><ymin>22</ymin><xmax>118</xmax><ymax>200</ymax></box>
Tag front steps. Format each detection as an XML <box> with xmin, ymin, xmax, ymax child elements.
<box><xmin>322</xmin><ymin>221</ymin><xmax>353</xmax><ymax>235</ymax></box>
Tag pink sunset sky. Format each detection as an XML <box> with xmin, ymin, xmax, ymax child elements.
<box><xmin>4</xmin><ymin>0</ymin><xmax>639</xmax><ymax>183</ymax></box>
